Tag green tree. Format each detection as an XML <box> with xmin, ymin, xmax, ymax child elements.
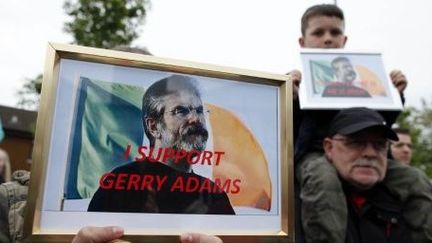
<box><xmin>396</xmin><ymin>98</ymin><xmax>432</xmax><ymax>177</ymax></box>
<box><xmin>63</xmin><ymin>0</ymin><xmax>149</xmax><ymax>49</ymax></box>
<box><xmin>16</xmin><ymin>74</ymin><xmax>43</xmax><ymax>110</ymax></box>
<box><xmin>17</xmin><ymin>0</ymin><xmax>149</xmax><ymax>108</ymax></box>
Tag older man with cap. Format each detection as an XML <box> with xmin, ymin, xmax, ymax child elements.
<box><xmin>316</xmin><ymin>107</ymin><xmax>432</xmax><ymax>243</ymax></box>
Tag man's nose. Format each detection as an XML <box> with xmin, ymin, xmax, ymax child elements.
<box><xmin>402</xmin><ymin>145</ymin><xmax>411</xmax><ymax>153</ymax></box>
<box><xmin>186</xmin><ymin>110</ymin><xmax>201</xmax><ymax>123</ymax></box>
<box><xmin>362</xmin><ymin>142</ymin><xmax>380</xmax><ymax>158</ymax></box>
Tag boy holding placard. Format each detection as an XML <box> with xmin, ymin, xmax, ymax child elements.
<box><xmin>291</xmin><ymin>4</ymin><xmax>431</xmax><ymax>243</ymax></box>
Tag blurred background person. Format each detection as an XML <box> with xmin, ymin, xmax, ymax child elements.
<box><xmin>0</xmin><ymin>148</ymin><xmax>12</xmax><ymax>184</ymax></box>
<box><xmin>391</xmin><ymin>128</ymin><xmax>413</xmax><ymax>165</ymax></box>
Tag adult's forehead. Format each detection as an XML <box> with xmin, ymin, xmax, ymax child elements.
<box><xmin>161</xmin><ymin>91</ymin><xmax>202</xmax><ymax>105</ymax></box>
<box><xmin>395</xmin><ymin>133</ymin><xmax>412</xmax><ymax>142</ymax></box>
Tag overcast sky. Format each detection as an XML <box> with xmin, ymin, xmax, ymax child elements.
<box><xmin>1</xmin><ymin>0</ymin><xmax>431</xmax><ymax>109</ymax></box>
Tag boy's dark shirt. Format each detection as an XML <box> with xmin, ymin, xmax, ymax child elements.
<box><xmin>322</xmin><ymin>82</ymin><xmax>371</xmax><ymax>98</ymax></box>
<box><xmin>88</xmin><ymin>159</ymin><xmax>235</xmax><ymax>214</ymax></box>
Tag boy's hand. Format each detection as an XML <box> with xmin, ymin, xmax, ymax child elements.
<box><xmin>390</xmin><ymin>70</ymin><xmax>408</xmax><ymax>94</ymax></box>
<box><xmin>288</xmin><ymin>70</ymin><xmax>302</xmax><ymax>100</ymax></box>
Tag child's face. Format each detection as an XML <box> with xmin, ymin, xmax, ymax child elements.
<box><xmin>299</xmin><ymin>16</ymin><xmax>347</xmax><ymax>49</ymax></box>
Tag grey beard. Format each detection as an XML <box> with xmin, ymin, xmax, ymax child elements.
<box><xmin>160</xmin><ymin>129</ymin><xmax>207</xmax><ymax>152</ymax></box>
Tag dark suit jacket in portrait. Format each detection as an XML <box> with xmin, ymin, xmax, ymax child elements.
<box><xmin>88</xmin><ymin>159</ymin><xmax>235</xmax><ymax>215</ymax></box>
<box><xmin>322</xmin><ymin>82</ymin><xmax>371</xmax><ymax>98</ymax></box>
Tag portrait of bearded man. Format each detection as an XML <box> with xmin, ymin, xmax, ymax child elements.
<box><xmin>88</xmin><ymin>75</ymin><xmax>235</xmax><ymax>215</ymax></box>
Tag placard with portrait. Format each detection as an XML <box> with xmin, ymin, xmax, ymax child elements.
<box><xmin>24</xmin><ymin>43</ymin><xmax>294</xmax><ymax>242</ymax></box>
<box><xmin>299</xmin><ymin>49</ymin><xmax>403</xmax><ymax>110</ymax></box>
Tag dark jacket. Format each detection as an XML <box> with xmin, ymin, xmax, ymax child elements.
<box><xmin>88</xmin><ymin>160</ymin><xmax>235</xmax><ymax>214</ymax></box>
<box><xmin>344</xmin><ymin>183</ymin><xmax>412</xmax><ymax>243</ymax></box>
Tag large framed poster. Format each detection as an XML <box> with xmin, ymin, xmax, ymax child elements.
<box><xmin>299</xmin><ymin>49</ymin><xmax>403</xmax><ymax>111</ymax></box>
<box><xmin>24</xmin><ymin>43</ymin><xmax>294</xmax><ymax>242</ymax></box>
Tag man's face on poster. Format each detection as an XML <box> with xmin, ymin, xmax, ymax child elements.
<box><xmin>158</xmin><ymin>91</ymin><xmax>209</xmax><ymax>152</ymax></box>
<box><xmin>333</xmin><ymin>59</ymin><xmax>357</xmax><ymax>82</ymax></box>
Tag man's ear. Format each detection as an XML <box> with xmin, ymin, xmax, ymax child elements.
<box><xmin>299</xmin><ymin>37</ymin><xmax>305</xmax><ymax>47</ymax></box>
<box><xmin>323</xmin><ymin>137</ymin><xmax>333</xmax><ymax>159</ymax></box>
<box><xmin>145</xmin><ymin>118</ymin><xmax>160</xmax><ymax>139</ymax></box>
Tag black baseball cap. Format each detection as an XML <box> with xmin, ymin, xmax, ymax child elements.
<box><xmin>328</xmin><ymin>107</ymin><xmax>399</xmax><ymax>141</ymax></box>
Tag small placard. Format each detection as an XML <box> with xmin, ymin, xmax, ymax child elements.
<box><xmin>299</xmin><ymin>49</ymin><xmax>403</xmax><ymax>110</ymax></box>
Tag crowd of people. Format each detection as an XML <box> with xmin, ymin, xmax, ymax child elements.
<box><xmin>290</xmin><ymin>4</ymin><xmax>432</xmax><ymax>243</ymax></box>
<box><xmin>0</xmin><ymin>3</ymin><xmax>431</xmax><ymax>243</ymax></box>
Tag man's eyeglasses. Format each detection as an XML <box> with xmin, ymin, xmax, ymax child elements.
<box><xmin>165</xmin><ymin>106</ymin><xmax>209</xmax><ymax>118</ymax></box>
<box><xmin>331</xmin><ymin>137</ymin><xmax>389</xmax><ymax>152</ymax></box>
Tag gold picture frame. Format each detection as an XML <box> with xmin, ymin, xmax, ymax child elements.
<box><xmin>24</xmin><ymin>43</ymin><xmax>294</xmax><ymax>242</ymax></box>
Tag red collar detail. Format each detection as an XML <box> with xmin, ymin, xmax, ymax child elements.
<box><xmin>350</xmin><ymin>192</ymin><xmax>367</xmax><ymax>210</ymax></box>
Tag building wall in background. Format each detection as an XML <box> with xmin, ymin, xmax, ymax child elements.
<box><xmin>0</xmin><ymin>105</ymin><xmax>37</xmax><ymax>172</ymax></box>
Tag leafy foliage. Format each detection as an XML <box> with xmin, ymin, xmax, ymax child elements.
<box><xmin>16</xmin><ymin>74</ymin><xmax>42</xmax><ymax>110</ymax></box>
<box><xmin>63</xmin><ymin>0</ymin><xmax>148</xmax><ymax>48</ymax></box>
<box><xmin>17</xmin><ymin>0</ymin><xmax>149</xmax><ymax>108</ymax></box>
<box><xmin>396</xmin><ymin>98</ymin><xmax>432</xmax><ymax>177</ymax></box>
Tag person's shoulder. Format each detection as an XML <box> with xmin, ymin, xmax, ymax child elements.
<box><xmin>327</xmin><ymin>81</ymin><xmax>344</xmax><ymax>87</ymax></box>
<box><xmin>111</xmin><ymin>161</ymin><xmax>141</xmax><ymax>172</ymax></box>
<box><xmin>8</xmin><ymin>170</ymin><xmax>30</xmax><ymax>185</ymax></box>
<box><xmin>190</xmin><ymin>174</ymin><xmax>235</xmax><ymax>214</ymax></box>
<box><xmin>111</xmin><ymin>160</ymin><xmax>174</xmax><ymax>174</ymax></box>
<box><xmin>322</xmin><ymin>82</ymin><xmax>343</xmax><ymax>96</ymax></box>
<box><xmin>190</xmin><ymin>173</ymin><xmax>230</xmax><ymax>197</ymax></box>
<box><xmin>0</xmin><ymin>170</ymin><xmax>30</xmax><ymax>196</ymax></box>
<box><xmin>189</xmin><ymin>171</ymin><xmax>215</xmax><ymax>184</ymax></box>
<box><xmin>386</xmin><ymin>160</ymin><xmax>432</xmax><ymax>190</ymax></box>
